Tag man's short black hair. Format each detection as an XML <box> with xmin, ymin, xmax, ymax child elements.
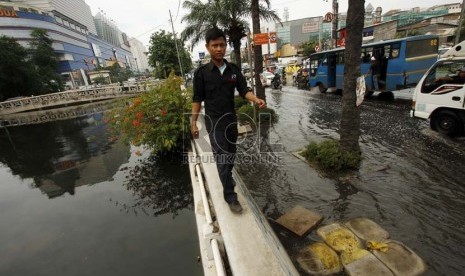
<box><xmin>205</xmin><ymin>27</ymin><xmax>226</xmax><ymax>44</ymax></box>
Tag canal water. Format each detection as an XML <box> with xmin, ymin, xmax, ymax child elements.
<box><xmin>236</xmin><ymin>88</ymin><xmax>465</xmax><ymax>276</ymax></box>
<box><xmin>0</xmin><ymin>106</ymin><xmax>203</xmax><ymax>276</ymax></box>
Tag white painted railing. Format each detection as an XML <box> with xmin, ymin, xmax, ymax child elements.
<box><xmin>0</xmin><ymin>100</ymin><xmax>117</xmax><ymax>127</ymax></box>
<box><xmin>0</xmin><ymin>82</ymin><xmax>160</xmax><ymax>116</ymax></box>
<box><xmin>190</xmin><ymin>141</ymin><xmax>226</xmax><ymax>276</ymax></box>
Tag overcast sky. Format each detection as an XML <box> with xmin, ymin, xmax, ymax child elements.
<box><xmin>84</xmin><ymin>0</ymin><xmax>459</xmax><ymax>59</ymax></box>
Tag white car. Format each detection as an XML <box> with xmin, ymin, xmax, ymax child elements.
<box><xmin>260</xmin><ymin>71</ymin><xmax>274</xmax><ymax>87</ymax></box>
<box><xmin>438</xmin><ymin>47</ymin><xmax>451</xmax><ymax>58</ymax></box>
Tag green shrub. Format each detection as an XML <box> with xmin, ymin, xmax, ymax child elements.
<box><xmin>237</xmin><ymin>105</ymin><xmax>278</xmax><ymax>124</ymax></box>
<box><xmin>302</xmin><ymin>140</ymin><xmax>361</xmax><ymax>174</ymax></box>
<box><xmin>234</xmin><ymin>96</ymin><xmax>249</xmax><ymax>110</ymax></box>
<box><xmin>107</xmin><ymin>73</ymin><xmax>191</xmax><ymax>153</ymax></box>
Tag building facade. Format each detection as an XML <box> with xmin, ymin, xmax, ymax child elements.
<box><xmin>94</xmin><ymin>11</ymin><xmax>123</xmax><ymax>47</ymax></box>
<box><xmin>383</xmin><ymin>8</ymin><xmax>450</xmax><ymax>28</ymax></box>
<box><xmin>129</xmin><ymin>37</ymin><xmax>150</xmax><ymax>73</ymax></box>
<box><xmin>428</xmin><ymin>3</ymin><xmax>462</xmax><ymax>14</ymax></box>
<box><xmin>8</xmin><ymin>0</ymin><xmax>97</xmax><ymax>34</ymax></box>
<box><xmin>0</xmin><ymin>1</ymin><xmax>136</xmax><ymax>89</ymax></box>
<box><xmin>0</xmin><ymin>1</ymin><xmax>93</xmax><ymax>87</ymax></box>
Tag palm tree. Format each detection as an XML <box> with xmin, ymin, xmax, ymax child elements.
<box><xmin>340</xmin><ymin>0</ymin><xmax>365</xmax><ymax>154</ymax></box>
<box><xmin>181</xmin><ymin>0</ymin><xmax>280</xmax><ymax>68</ymax></box>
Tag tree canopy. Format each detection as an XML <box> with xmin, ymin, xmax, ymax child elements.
<box><xmin>148</xmin><ymin>30</ymin><xmax>192</xmax><ymax>79</ymax></box>
<box><xmin>181</xmin><ymin>0</ymin><xmax>280</xmax><ymax>67</ymax></box>
<box><xmin>0</xmin><ymin>35</ymin><xmax>35</xmax><ymax>100</ymax></box>
<box><xmin>300</xmin><ymin>40</ymin><xmax>318</xmax><ymax>57</ymax></box>
<box><xmin>105</xmin><ymin>63</ymin><xmax>133</xmax><ymax>84</ymax></box>
<box><xmin>0</xmin><ymin>29</ymin><xmax>63</xmax><ymax>101</ymax></box>
<box><xmin>29</xmin><ymin>29</ymin><xmax>63</xmax><ymax>93</ymax></box>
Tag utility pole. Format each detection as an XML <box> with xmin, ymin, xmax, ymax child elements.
<box><xmin>247</xmin><ymin>32</ymin><xmax>254</xmax><ymax>91</ymax></box>
<box><xmin>267</xmin><ymin>27</ymin><xmax>271</xmax><ymax>68</ymax></box>
<box><xmin>247</xmin><ymin>32</ymin><xmax>257</xmax><ymax>122</ymax></box>
<box><xmin>455</xmin><ymin>0</ymin><xmax>465</xmax><ymax>45</ymax></box>
<box><xmin>332</xmin><ymin>0</ymin><xmax>339</xmax><ymax>48</ymax></box>
<box><xmin>169</xmin><ymin>9</ymin><xmax>184</xmax><ymax>80</ymax></box>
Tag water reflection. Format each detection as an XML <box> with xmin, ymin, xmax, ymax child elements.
<box><xmin>122</xmin><ymin>154</ymin><xmax>193</xmax><ymax>218</ymax></box>
<box><xmin>0</xmin><ymin>107</ymin><xmax>202</xmax><ymax>276</ymax></box>
<box><xmin>0</xmin><ymin>112</ymin><xmax>130</xmax><ymax>198</ymax></box>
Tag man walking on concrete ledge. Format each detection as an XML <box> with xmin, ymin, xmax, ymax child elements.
<box><xmin>191</xmin><ymin>27</ymin><xmax>266</xmax><ymax>213</ymax></box>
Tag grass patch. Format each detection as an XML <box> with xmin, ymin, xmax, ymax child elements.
<box><xmin>237</xmin><ymin>104</ymin><xmax>278</xmax><ymax>124</ymax></box>
<box><xmin>301</xmin><ymin>140</ymin><xmax>361</xmax><ymax>175</ymax></box>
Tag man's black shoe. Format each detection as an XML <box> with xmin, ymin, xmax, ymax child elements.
<box><xmin>228</xmin><ymin>200</ymin><xmax>243</xmax><ymax>214</ymax></box>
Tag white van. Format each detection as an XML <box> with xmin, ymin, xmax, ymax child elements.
<box><xmin>411</xmin><ymin>41</ymin><xmax>465</xmax><ymax>136</ymax></box>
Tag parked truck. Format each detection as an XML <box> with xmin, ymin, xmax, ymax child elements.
<box><xmin>411</xmin><ymin>41</ymin><xmax>465</xmax><ymax>137</ymax></box>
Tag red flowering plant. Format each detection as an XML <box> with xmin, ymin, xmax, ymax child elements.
<box><xmin>107</xmin><ymin>73</ymin><xmax>192</xmax><ymax>154</ymax></box>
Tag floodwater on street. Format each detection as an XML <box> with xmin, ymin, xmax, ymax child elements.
<box><xmin>236</xmin><ymin>86</ymin><xmax>465</xmax><ymax>276</ymax></box>
<box><xmin>0</xmin><ymin>104</ymin><xmax>202</xmax><ymax>276</ymax></box>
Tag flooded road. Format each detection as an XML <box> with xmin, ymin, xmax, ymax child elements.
<box><xmin>236</xmin><ymin>87</ymin><xmax>465</xmax><ymax>276</ymax></box>
<box><xmin>0</xmin><ymin>104</ymin><xmax>202</xmax><ymax>276</ymax></box>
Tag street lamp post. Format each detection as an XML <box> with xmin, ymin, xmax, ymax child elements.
<box><xmin>134</xmin><ymin>57</ymin><xmax>139</xmax><ymax>74</ymax></box>
<box><xmin>112</xmin><ymin>48</ymin><xmax>117</xmax><ymax>64</ymax></box>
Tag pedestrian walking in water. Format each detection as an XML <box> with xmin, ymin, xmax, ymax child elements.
<box><xmin>191</xmin><ymin>27</ymin><xmax>266</xmax><ymax>213</ymax></box>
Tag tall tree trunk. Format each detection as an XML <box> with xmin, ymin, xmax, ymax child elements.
<box><xmin>340</xmin><ymin>0</ymin><xmax>365</xmax><ymax>154</ymax></box>
<box><xmin>251</xmin><ymin>0</ymin><xmax>266</xmax><ymax>102</ymax></box>
<box><xmin>232</xmin><ymin>40</ymin><xmax>242</xmax><ymax>68</ymax></box>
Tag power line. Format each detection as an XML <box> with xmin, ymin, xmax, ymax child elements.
<box><xmin>169</xmin><ymin>9</ymin><xmax>184</xmax><ymax>79</ymax></box>
<box><xmin>174</xmin><ymin>0</ymin><xmax>181</xmax><ymax>22</ymax></box>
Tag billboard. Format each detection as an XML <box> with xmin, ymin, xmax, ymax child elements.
<box><xmin>302</xmin><ymin>22</ymin><xmax>320</xmax><ymax>33</ymax></box>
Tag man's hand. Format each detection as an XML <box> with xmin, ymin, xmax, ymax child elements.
<box><xmin>191</xmin><ymin>122</ymin><xmax>200</xmax><ymax>139</ymax></box>
<box><xmin>244</xmin><ymin>91</ymin><xmax>267</xmax><ymax>109</ymax></box>
<box><xmin>255</xmin><ymin>98</ymin><xmax>267</xmax><ymax>109</ymax></box>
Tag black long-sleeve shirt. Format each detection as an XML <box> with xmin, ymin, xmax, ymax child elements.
<box><xmin>193</xmin><ymin>59</ymin><xmax>250</xmax><ymax>131</ymax></box>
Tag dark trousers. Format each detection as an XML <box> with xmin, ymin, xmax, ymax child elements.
<box><xmin>208</xmin><ymin>127</ymin><xmax>238</xmax><ymax>203</ymax></box>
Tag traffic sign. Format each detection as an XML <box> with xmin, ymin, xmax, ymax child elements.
<box><xmin>254</xmin><ymin>33</ymin><xmax>269</xmax><ymax>45</ymax></box>
<box><xmin>269</xmin><ymin>32</ymin><xmax>277</xmax><ymax>43</ymax></box>
<box><xmin>324</xmin><ymin>12</ymin><xmax>334</xmax><ymax>22</ymax></box>
<box><xmin>314</xmin><ymin>45</ymin><xmax>320</xmax><ymax>52</ymax></box>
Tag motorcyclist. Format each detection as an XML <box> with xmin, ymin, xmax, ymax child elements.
<box><xmin>297</xmin><ymin>69</ymin><xmax>309</xmax><ymax>89</ymax></box>
<box><xmin>272</xmin><ymin>72</ymin><xmax>281</xmax><ymax>89</ymax></box>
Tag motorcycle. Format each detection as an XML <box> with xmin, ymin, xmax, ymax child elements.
<box><xmin>296</xmin><ymin>69</ymin><xmax>309</xmax><ymax>90</ymax></box>
<box><xmin>271</xmin><ymin>74</ymin><xmax>282</xmax><ymax>90</ymax></box>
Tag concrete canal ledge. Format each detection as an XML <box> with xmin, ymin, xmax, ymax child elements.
<box><xmin>188</xmin><ymin>117</ymin><xmax>299</xmax><ymax>276</ymax></box>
